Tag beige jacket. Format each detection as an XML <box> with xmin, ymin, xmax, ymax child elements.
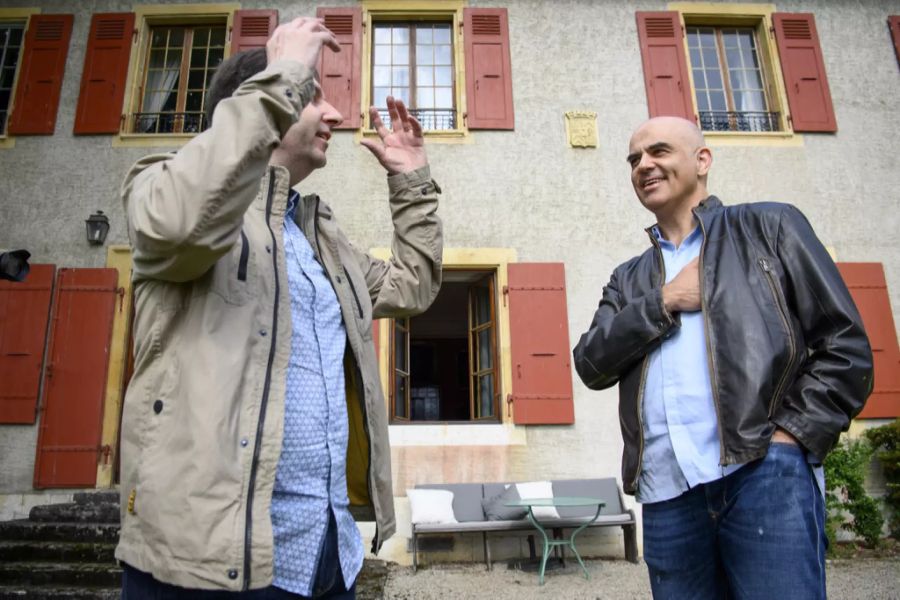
<box><xmin>116</xmin><ymin>60</ymin><xmax>442</xmax><ymax>591</ymax></box>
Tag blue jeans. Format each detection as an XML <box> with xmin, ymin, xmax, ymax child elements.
<box><xmin>642</xmin><ymin>442</ymin><xmax>826</xmax><ymax>600</ymax></box>
<box><xmin>121</xmin><ymin>513</ymin><xmax>354</xmax><ymax>600</ymax></box>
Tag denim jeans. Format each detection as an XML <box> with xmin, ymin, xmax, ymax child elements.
<box><xmin>121</xmin><ymin>512</ymin><xmax>354</xmax><ymax>600</ymax></box>
<box><xmin>642</xmin><ymin>442</ymin><xmax>826</xmax><ymax>600</ymax></box>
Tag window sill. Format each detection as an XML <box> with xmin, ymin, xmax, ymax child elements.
<box><xmin>0</xmin><ymin>136</ymin><xmax>15</xmax><ymax>149</ymax></box>
<box><xmin>358</xmin><ymin>127</ymin><xmax>473</xmax><ymax>144</ymax></box>
<box><xmin>112</xmin><ymin>133</ymin><xmax>198</xmax><ymax>148</ymax></box>
<box><xmin>388</xmin><ymin>422</ymin><xmax>526</xmax><ymax>446</ymax></box>
<box><xmin>702</xmin><ymin>130</ymin><xmax>804</xmax><ymax>147</ymax></box>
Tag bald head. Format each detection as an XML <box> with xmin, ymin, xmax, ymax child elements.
<box><xmin>631</xmin><ymin>116</ymin><xmax>705</xmax><ymax>153</ymax></box>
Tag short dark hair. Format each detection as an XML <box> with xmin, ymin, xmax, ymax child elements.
<box><xmin>204</xmin><ymin>48</ymin><xmax>268</xmax><ymax>125</ymax></box>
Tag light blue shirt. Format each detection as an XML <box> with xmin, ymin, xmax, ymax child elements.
<box><xmin>270</xmin><ymin>191</ymin><xmax>364</xmax><ymax>595</ymax></box>
<box><xmin>637</xmin><ymin>224</ymin><xmax>824</xmax><ymax>504</ymax></box>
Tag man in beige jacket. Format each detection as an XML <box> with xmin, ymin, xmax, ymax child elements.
<box><xmin>118</xmin><ymin>17</ymin><xmax>442</xmax><ymax>598</ymax></box>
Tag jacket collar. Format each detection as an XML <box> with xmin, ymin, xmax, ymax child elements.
<box><xmin>644</xmin><ymin>195</ymin><xmax>723</xmax><ymax>240</ymax></box>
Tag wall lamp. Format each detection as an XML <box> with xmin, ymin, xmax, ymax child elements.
<box><xmin>85</xmin><ymin>210</ymin><xmax>110</xmax><ymax>245</ymax></box>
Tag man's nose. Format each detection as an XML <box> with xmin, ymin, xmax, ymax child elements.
<box><xmin>323</xmin><ymin>101</ymin><xmax>343</xmax><ymax>128</ymax></box>
<box><xmin>636</xmin><ymin>153</ymin><xmax>654</xmax><ymax>171</ymax></box>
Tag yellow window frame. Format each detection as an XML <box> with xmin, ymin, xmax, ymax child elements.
<box><xmin>0</xmin><ymin>7</ymin><xmax>40</xmax><ymax>149</ymax></box>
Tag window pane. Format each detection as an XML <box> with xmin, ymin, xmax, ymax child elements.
<box><xmin>8</xmin><ymin>27</ymin><xmax>23</xmax><ymax>46</ymax></box>
<box><xmin>392</xmin><ymin>66</ymin><xmax>409</xmax><ymax>87</ymax></box>
<box><xmin>207</xmin><ymin>48</ymin><xmax>223</xmax><ymax>69</ymax></box>
<box><xmin>416</xmin><ymin>66</ymin><xmax>433</xmax><ymax>86</ymax></box>
<box><xmin>416</xmin><ymin>87</ymin><xmax>434</xmax><ymax>108</ymax></box>
<box><xmin>374</xmin><ymin>66</ymin><xmax>391</xmax><ymax>87</ymax></box>
<box><xmin>392</xmin><ymin>45</ymin><xmax>409</xmax><ymax>65</ymax></box>
<box><xmin>416</xmin><ymin>44</ymin><xmax>433</xmax><ymax>65</ymax></box>
<box><xmin>186</xmin><ymin>91</ymin><xmax>203</xmax><ymax>112</ymax></box>
<box><xmin>743</xmin><ymin>47</ymin><xmax>759</xmax><ymax>69</ymax></box>
<box><xmin>392</xmin><ymin>27</ymin><xmax>409</xmax><ymax>44</ymax></box>
<box><xmin>374</xmin><ymin>26</ymin><xmax>391</xmax><ymax>44</ymax></box>
<box><xmin>435</xmin><ymin>66</ymin><xmax>452</xmax><ymax>86</ymax></box>
<box><xmin>701</xmin><ymin>48</ymin><xmax>718</xmax><ymax>69</ymax></box>
<box><xmin>4</xmin><ymin>47</ymin><xmax>18</xmax><ymax>68</ymax></box>
<box><xmin>193</xmin><ymin>27</ymin><xmax>210</xmax><ymax>47</ymax></box>
<box><xmin>478</xmin><ymin>329</ymin><xmax>492</xmax><ymax>370</ymax></box>
<box><xmin>210</xmin><ymin>27</ymin><xmax>225</xmax><ymax>47</ymax></box>
<box><xmin>687</xmin><ymin>28</ymin><xmax>700</xmax><ymax>48</ymax></box>
<box><xmin>391</xmin><ymin>87</ymin><xmax>409</xmax><ymax>104</ymax></box>
<box><xmin>394</xmin><ymin>375</ymin><xmax>408</xmax><ymax>418</ymax></box>
<box><xmin>149</xmin><ymin>50</ymin><xmax>167</xmax><ymax>69</ymax></box>
<box><xmin>168</xmin><ymin>28</ymin><xmax>184</xmax><ymax>47</ymax></box>
<box><xmin>190</xmin><ymin>48</ymin><xmax>207</xmax><ymax>69</ymax></box>
<box><xmin>434</xmin><ymin>26</ymin><xmax>451</xmax><ymax>44</ymax></box>
<box><xmin>374</xmin><ymin>45</ymin><xmax>391</xmax><ymax>65</ymax></box>
<box><xmin>696</xmin><ymin>93</ymin><xmax>709</xmax><ymax>112</ymax></box>
<box><xmin>692</xmin><ymin>69</ymin><xmax>705</xmax><ymax>88</ymax></box>
<box><xmin>474</xmin><ymin>285</ymin><xmax>490</xmax><ymax>325</ymax></box>
<box><xmin>706</xmin><ymin>69</ymin><xmax>722</xmax><ymax>91</ymax></box>
<box><xmin>434</xmin><ymin>45</ymin><xmax>452</xmax><ymax>65</ymax></box>
<box><xmin>479</xmin><ymin>374</ymin><xmax>494</xmax><ymax>418</ymax></box>
<box><xmin>0</xmin><ymin>68</ymin><xmax>15</xmax><ymax>89</ymax></box>
<box><xmin>710</xmin><ymin>91</ymin><xmax>727</xmax><ymax>111</ymax></box>
<box><xmin>395</xmin><ymin>328</ymin><xmax>407</xmax><ymax>370</ymax></box>
<box><xmin>150</xmin><ymin>29</ymin><xmax>167</xmax><ymax>47</ymax></box>
<box><xmin>689</xmin><ymin>48</ymin><xmax>701</xmax><ymax>68</ymax></box>
<box><xmin>188</xmin><ymin>69</ymin><xmax>204</xmax><ymax>89</ymax></box>
<box><xmin>417</xmin><ymin>27</ymin><xmax>433</xmax><ymax>44</ymax></box>
<box><xmin>725</xmin><ymin>48</ymin><xmax>742</xmax><ymax>69</ymax></box>
<box><xmin>0</xmin><ymin>89</ymin><xmax>9</xmax><ymax>110</ymax></box>
<box><xmin>435</xmin><ymin>87</ymin><xmax>453</xmax><ymax>108</ymax></box>
<box><xmin>373</xmin><ymin>87</ymin><xmax>390</xmax><ymax>107</ymax></box>
<box><xmin>698</xmin><ymin>28</ymin><xmax>715</xmax><ymax>48</ymax></box>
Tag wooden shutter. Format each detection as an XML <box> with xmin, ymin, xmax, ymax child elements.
<box><xmin>463</xmin><ymin>8</ymin><xmax>514</xmax><ymax>130</ymax></box>
<box><xmin>73</xmin><ymin>13</ymin><xmax>135</xmax><ymax>134</ymax></box>
<box><xmin>889</xmin><ymin>16</ymin><xmax>900</xmax><ymax>67</ymax></box>
<box><xmin>316</xmin><ymin>7</ymin><xmax>362</xmax><ymax>129</ymax></box>
<box><xmin>0</xmin><ymin>264</ymin><xmax>55</xmax><ymax>424</ymax></box>
<box><xmin>7</xmin><ymin>14</ymin><xmax>74</xmax><ymax>135</ymax></box>
<box><xmin>772</xmin><ymin>13</ymin><xmax>837</xmax><ymax>133</ymax></box>
<box><xmin>506</xmin><ymin>263</ymin><xmax>574</xmax><ymax>425</ymax></box>
<box><xmin>372</xmin><ymin>319</ymin><xmax>380</xmax><ymax>366</ymax></box>
<box><xmin>635</xmin><ymin>11</ymin><xmax>695</xmax><ymax>122</ymax></box>
<box><xmin>34</xmin><ymin>268</ymin><xmax>118</xmax><ymax>488</ymax></box>
<box><xmin>836</xmin><ymin>263</ymin><xmax>900</xmax><ymax>419</ymax></box>
<box><xmin>231</xmin><ymin>9</ymin><xmax>278</xmax><ymax>54</ymax></box>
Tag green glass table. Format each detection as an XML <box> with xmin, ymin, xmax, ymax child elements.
<box><xmin>507</xmin><ymin>496</ymin><xmax>605</xmax><ymax>585</ymax></box>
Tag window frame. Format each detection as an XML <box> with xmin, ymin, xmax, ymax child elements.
<box><xmin>115</xmin><ymin>3</ymin><xmax>238</xmax><ymax>148</ymax></box>
<box><xmin>360</xmin><ymin>0</ymin><xmax>469</xmax><ymax>142</ymax></box>
<box><xmin>669</xmin><ymin>2</ymin><xmax>801</xmax><ymax>146</ymax></box>
<box><xmin>0</xmin><ymin>8</ymin><xmax>39</xmax><ymax>149</ymax></box>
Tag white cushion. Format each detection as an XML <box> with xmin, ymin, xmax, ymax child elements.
<box><xmin>515</xmin><ymin>481</ymin><xmax>560</xmax><ymax>520</ymax></box>
<box><xmin>407</xmin><ymin>489</ymin><xmax>459</xmax><ymax>525</ymax></box>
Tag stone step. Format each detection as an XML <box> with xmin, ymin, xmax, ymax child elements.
<box><xmin>0</xmin><ymin>584</ymin><xmax>119</xmax><ymax>599</ymax></box>
<box><xmin>72</xmin><ymin>492</ymin><xmax>119</xmax><ymax>507</ymax></box>
<box><xmin>28</xmin><ymin>503</ymin><xmax>119</xmax><ymax>524</ymax></box>
<box><xmin>0</xmin><ymin>521</ymin><xmax>119</xmax><ymax>544</ymax></box>
<box><xmin>0</xmin><ymin>563</ymin><xmax>121</xmax><ymax>589</ymax></box>
<box><xmin>0</xmin><ymin>541</ymin><xmax>116</xmax><ymax>563</ymax></box>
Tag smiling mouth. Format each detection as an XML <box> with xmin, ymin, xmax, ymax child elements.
<box><xmin>641</xmin><ymin>176</ymin><xmax>664</xmax><ymax>190</ymax></box>
<box><xmin>315</xmin><ymin>131</ymin><xmax>331</xmax><ymax>142</ymax></box>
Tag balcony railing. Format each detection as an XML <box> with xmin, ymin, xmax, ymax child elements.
<box><xmin>376</xmin><ymin>108</ymin><xmax>456</xmax><ymax>131</ymax></box>
<box><xmin>131</xmin><ymin>112</ymin><xmax>209</xmax><ymax>135</ymax></box>
<box><xmin>699</xmin><ymin>111</ymin><xmax>781</xmax><ymax>133</ymax></box>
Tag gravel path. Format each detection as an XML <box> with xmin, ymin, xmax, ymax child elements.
<box><xmin>370</xmin><ymin>558</ymin><xmax>900</xmax><ymax>599</ymax></box>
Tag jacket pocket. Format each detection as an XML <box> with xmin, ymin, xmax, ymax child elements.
<box><xmin>758</xmin><ymin>257</ymin><xmax>798</xmax><ymax>417</ymax></box>
<box><xmin>196</xmin><ymin>232</ymin><xmax>254</xmax><ymax>306</ymax></box>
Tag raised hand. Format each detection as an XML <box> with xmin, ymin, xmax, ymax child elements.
<box><xmin>360</xmin><ymin>97</ymin><xmax>428</xmax><ymax>176</ymax></box>
<box><xmin>266</xmin><ymin>17</ymin><xmax>340</xmax><ymax>71</ymax></box>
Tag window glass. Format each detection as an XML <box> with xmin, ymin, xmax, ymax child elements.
<box><xmin>0</xmin><ymin>22</ymin><xmax>25</xmax><ymax>135</ymax></box>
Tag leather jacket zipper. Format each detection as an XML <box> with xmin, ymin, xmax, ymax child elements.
<box><xmin>695</xmin><ymin>212</ymin><xmax>727</xmax><ymax>464</ymax></box>
<box><xmin>238</xmin><ymin>230</ymin><xmax>249</xmax><ymax>282</ymax></box>
<box><xmin>243</xmin><ymin>168</ymin><xmax>280</xmax><ymax>590</ymax></box>
<box><xmin>759</xmin><ymin>257</ymin><xmax>798</xmax><ymax>417</ymax></box>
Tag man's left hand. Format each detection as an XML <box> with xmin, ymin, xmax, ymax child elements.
<box><xmin>771</xmin><ymin>428</ymin><xmax>799</xmax><ymax>446</ymax></box>
<box><xmin>360</xmin><ymin>97</ymin><xmax>428</xmax><ymax>175</ymax></box>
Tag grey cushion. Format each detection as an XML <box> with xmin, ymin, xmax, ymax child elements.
<box><xmin>416</xmin><ymin>483</ymin><xmax>485</xmax><ymax>522</ymax></box>
<box><xmin>482</xmin><ymin>485</ymin><xmax>527</xmax><ymax>521</ymax></box>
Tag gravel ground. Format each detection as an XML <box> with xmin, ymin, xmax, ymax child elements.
<box><xmin>366</xmin><ymin>558</ymin><xmax>900</xmax><ymax>599</ymax></box>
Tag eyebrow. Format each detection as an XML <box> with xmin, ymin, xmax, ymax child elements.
<box><xmin>626</xmin><ymin>141</ymin><xmax>674</xmax><ymax>164</ymax></box>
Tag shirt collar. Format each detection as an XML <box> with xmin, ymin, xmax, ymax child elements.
<box><xmin>285</xmin><ymin>189</ymin><xmax>301</xmax><ymax>220</ymax></box>
<box><xmin>651</xmin><ymin>223</ymin><xmax>702</xmax><ymax>249</ymax></box>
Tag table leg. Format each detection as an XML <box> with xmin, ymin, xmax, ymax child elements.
<box><xmin>526</xmin><ymin>508</ymin><xmax>551</xmax><ymax>586</ymax></box>
<box><xmin>567</xmin><ymin>504</ymin><xmax>603</xmax><ymax>580</ymax></box>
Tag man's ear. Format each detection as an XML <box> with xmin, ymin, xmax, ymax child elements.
<box><xmin>696</xmin><ymin>146</ymin><xmax>713</xmax><ymax>177</ymax></box>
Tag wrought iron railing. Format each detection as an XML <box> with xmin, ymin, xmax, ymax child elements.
<box><xmin>699</xmin><ymin>111</ymin><xmax>781</xmax><ymax>133</ymax></box>
<box><xmin>131</xmin><ymin>112</ymin><xmax>209</xmax><ymax>134</ymax></box>
<box><xmin>376</xmin><ymin>108</ymin><xmax>456</xmax><ymax>131</ymax></box>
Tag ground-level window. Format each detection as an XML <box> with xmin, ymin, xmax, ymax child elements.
<box><xmin>686</xmin><ymin>25</ymin><xmax>779</xmax><ymax>133</ymax></box>
<box><xmin>0</xmin><ymin>22</ymin><xmax>24</xmax><ymax>135</ymax></box>
<box><xmin>372</xmin><ymin>21</ymin><xmax>455</xmax><ymax>131</ymax></box>
<box><xmin>390</xmin><ymin>270</ymin><xmax>499</xmax><ymax>423</ymax></box>
<box><xmin>134</xmin><ymin>23</ymin><xmax>225</xmax><ymax>134</ymax></box>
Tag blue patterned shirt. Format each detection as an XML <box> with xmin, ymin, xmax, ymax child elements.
<box><xmin>270</xmin><ymin>191</ymin><xmax>364</xmax><ymax>595</ymax></box>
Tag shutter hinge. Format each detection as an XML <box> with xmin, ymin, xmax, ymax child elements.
<box><xmin>117</xmin><ymin>286</ymin><xmax>126</xmax><ymax>312</ymax></box>
<box><xmin>132</xmin><ymin>28</ymin><xmax>138</xmax><ymax>43</ymax></box>
<box><xmin>502</xmin><ymin>284</ymin><xmax>509</xmax><ymax>306</ymax></box>
<box><xmin>45</xmin><ymin>362</ymin><xmax>53</xmax><ymax>379</ymax></box>
<box><xmin>506</xmin><ymin>393</ymin><xmax>514</xmax><ymax>407</ymax></box>
<box><xmin>99</xmin><ymin>444</ymin><xmax>112</xmax><ymax>464</ymax></box>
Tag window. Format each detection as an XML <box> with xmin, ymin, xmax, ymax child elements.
<box><xmin>133</xmin><ymin>23</ymin><xmax>225</xmax><ymax>134</ymax></box>
<box><xmin>0</xmin><ymin>22</ymin><xmax>24</xmax><ymax>135</ymax></box>
<box><xmin>390</xmin><ymin>271</ymin><xmax>499</xmax><ymax>423</ymax></box>
<box><xmin>372</xmin><ymin>21</ymin><xmax>456</xmax><ymax>130</ymax></box>
<box><xmin>687</xmin><ymin>26</ymin><xmax>779</xmax><ymax>132</ymax></box>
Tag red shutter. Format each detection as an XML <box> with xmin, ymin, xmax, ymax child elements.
<box><xmin>889</xmin><ymin>16</ymin><xmax>900</xmax><ymax>67</ymax></box>
<box><xmin>836</xmin><ymin>263</ymin><xmax>900</xmax><ymax>419</ymax></box>
<box><xmin>316</xmin><ymin>7</ymin><xmax>362</xmax><ymax>129</ymax></box>
<box><xmin>7</xmin><ymin>14</ymin><xmax>74</xmax><ymax>135</ymax></box>
<box><xmin>463</xmin><ymin>8</ymin><xmax>514</xmax><ymax>130</ymax></box>
<box><xmin>772</xmin><ymin>13</ymin><xmax>837</xmax><ymax>133</ymax></box>
<box><xmin>507</xmin><ymin>263</ymin><xmax>574</xmax><ymax>425</ymax></box>
<box><xmin>372</xmin><ymin>319</ymin><xmax>380</xmax><ymax>366</ymax></box>
<box><xmin>0</xmin><ymin>264</ymin><xmax>55</xmax><ymax>424</ymax></box>
<box><xmin>73</xmin><ymin>13</ymin><xmax>135</xmax><ymax>134</ymax></box>
<box><xmin>33</xmin><ymin>268</ymin><xmax>118</xmax><ymax>488</ymax></box>
<box><xmin>635</xmin><ymin>11</ymin><xmax>695</xmax><ymax>122</ymax></box>
<box><xmin>231</xmin><ymin>9</ymin><xmax>278</xmax><ymax>54</ymax></box>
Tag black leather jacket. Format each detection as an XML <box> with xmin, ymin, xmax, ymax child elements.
<box><xmin>573</xmin><ymin>197</ymin><xmax>873</xmax><ymax>495</ymax></box>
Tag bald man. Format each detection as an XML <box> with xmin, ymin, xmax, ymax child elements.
<box><xmin>573</xmin><ymin>117</ymin><xmax>872</xmax><ymax>600</ymax></box>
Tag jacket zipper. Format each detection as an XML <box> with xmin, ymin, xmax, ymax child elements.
<box><xmin>237</xmin><ymin>230</ymin><xmax>249</xmax><ymax>282</ymax></box>
<box><xmin>759</xmin><ymin>257</ymin><xmax>798</xmax><ymax>417</ymax></box>
<box><xmin>243</xmin><ymin>168</ymin><xmax>279</xmax><ymax>590</ymax></box>
<box><xmin>346</xmin><ymin>274</ymin><xmax>364</xmax><ymax>319</ymax></box>
<box><xmin>695</xmin><ymin>212</ymin><xmax>727</xmax><ymax>464</ymax></box>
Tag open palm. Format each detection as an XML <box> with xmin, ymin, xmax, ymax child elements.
<box><xmin>360</xmin><ymin>96</ymin><xmax>428</xmax><ymax>175</ymax></box>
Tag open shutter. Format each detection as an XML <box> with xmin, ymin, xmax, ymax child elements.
<box><xmin>317</xmin><ymin>7</ymin><xmax>362</xmax><ymax>129</ymax></box>
<box><xmin>772</xmin><ymin>13</ymin><xmax>837</xmax><ymax>132</ymax></box>
<box><xmin>7</xmin><ymin>14</ymin><xmax>73</xmax><ymax>135</ymax></box>
<box><xmin>34</xmin><ymin>268</ymin><xmax>118</xmax><ymax>488</ymax></box>
<box><xmin>889</xmin><ymin>16</ymin><xmax>900</xmax><ymax>67</ymax></box>
<box><xmin>635</xmin><ymin>11</ymin><xmax>695</xmax><ymax>122</ymax></box>
<box><xmin>836</xmin><ymin>263</ymin><xmax>900</xmax><ymax>419</ymax></box>
<box><xmin>0</xmin><ymin>264</ymin><xmax>55</xmax><ymax>424</ymax></box>
<box><xmin>506</xmin><ymin>263</ymin><xmax>574</xmax><ymax>425</ymax></box>
<box><xmin>231</xmin><ymin>9</ymin><xmax>278</xmax><ymax>54</ymax></box>
<box><xmin>463</xmin><ymin>8</ymin><xmax>514</xmax><ymax>130</ymax></box>
<box><xmin>74</xmin><ymin>13</ymin><xmax>135</xmax><ymax>134</ymax></box>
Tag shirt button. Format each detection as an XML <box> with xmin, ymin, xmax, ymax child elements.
<box><xmin>153</xmin><ymin>400</ymin><xmax>163</xmax><ymax>414</ymax></box>
<box><xmin>265</xmin><ymin>245</ymin><xmax>271</xmax><ymax>254</ymax></box>
<box><xmin>259</xmin><ymin>329</ymin><xmax>267</xmax><ymax>337</ymax></box>
<box><xmin>336</xmin><ymin>275</ymin><xmax>342</xmax><ymax>283</ymax></box>
<box><xmin>240</xmin><ymin>438</ymin><xmax>249</xmax><ymax>448</ymax></box>
<box><xmin>284</xmin><ymin>88</ymin><xmax>293</xmax><ymax>98</ymax></box>
<box><xmin>228</xmin><ymin>569</ymin><xmax>238</xmax><ymax>580</ymax></box>
<box><xmin>420</xmin><ymin>185</ymin><xmax>430</xmax><ymax>195</ymax></box>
